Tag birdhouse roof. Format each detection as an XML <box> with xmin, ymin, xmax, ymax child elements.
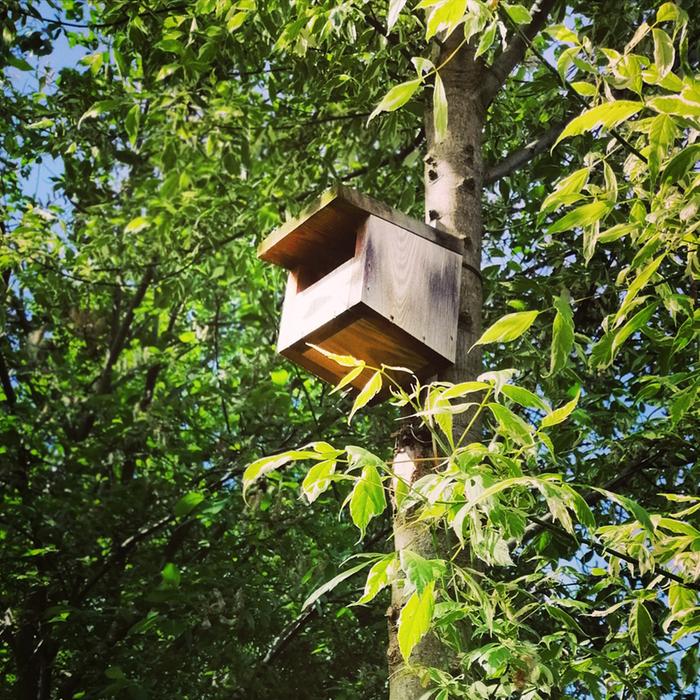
<box><xmin>257</xmin><ymin>185</ymin><xmax>463</xmax><ymax>270</ymax></box>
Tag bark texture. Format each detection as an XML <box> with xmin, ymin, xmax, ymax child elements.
<box><xmin>387</xmin><ymin>34</ymin><xmax>485</xmax><ymax>700</ymax></box>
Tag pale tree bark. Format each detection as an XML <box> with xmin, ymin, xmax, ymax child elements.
<box><xmin>387</xmin><ymin>33</ymin><xmax>486</xmax><ymax>700</ymax></box>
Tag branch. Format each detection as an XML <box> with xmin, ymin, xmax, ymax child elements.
<box><xmin>481</xmin><ymin>0</ymin><xmax>560</xmax><ymax>106</ymax></box>
<box><xmin>484</xmin><ymin>121</ymin><xmax>565</xmax><ymax>186</ymax></box>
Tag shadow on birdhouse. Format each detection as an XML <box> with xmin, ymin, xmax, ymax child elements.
<box><xmin>258</xmin><ymin>186</ymin><xmax>463</xmax><ymax>393</ymax></box>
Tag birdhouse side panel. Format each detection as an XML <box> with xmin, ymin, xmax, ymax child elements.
<box><xmin>277</xmin><ymin>256</ymin><xmax>365</xmax><ymax>353</ymax></box>
<box><xmin>359</xmin><ymin>216</ymin><xmax>462</xmax><ymax>364</ymax></box>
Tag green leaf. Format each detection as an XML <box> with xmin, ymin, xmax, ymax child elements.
<box><xmin>124</xmin><ymin>104</ymin><xmax>140</xmax><ymax>147</ymax></box>
<box><xmin>387</xmin><ymin>0</ymin><xmax>408</xmax><ymax>31</ymax></box>
<box><xmin>302</xmin><ymin>560</ymin><xmax>370</xmax><ymax>610</ymax></box>
<box><xmin>571</xmin><ymin>81</ymin><xmax>597</xmax><ymax>96</ymax></box>
<box><xmin>503</xmin><ymin>3</ymin><xmax>532</xmax><ymax>24</ymax></box>
<box><xmin>401</xmin><ymin>550</ymin><xmax>445</xmax><ymax>594</ymax></box>
<box><xmin>124</xmin><ymin>216</ymin><xmax>150</xmax><ymax>234</ymax></box>
<box><xmin>398</xmin><ymin>581</ymin><xmax>435</xmax><ymax>661</ymax></box>
<box><xmin>540</xmin><ymin>389</ymin><xmax>580</xmax><ymax>428</ymax></box>
<box><xmin>488</xmin><ymin>403</ymin><xmax>534</xmax><ymax>447</ymax></box>
<box><xmin>440</xmin><ymin>381</ymin><xmax>489</xmax><ymax>400</ymax></box>
<box><xmin>555</xmin><ymin>101</ymin><xmax>644</xmax><ymax>145</ymax></box>
<box><xmin>301</xmin><ymin>460</ymin><xmax>337</xmax><ymax>503</ymax></box>
<box><xmin>349</xmin><ymin>371</ymin><xmax>382</xmax><ymax>423</ymax></box>
<box><xmin>474</xmin><ymin>310</ymin><xmax>538</xmax><ymax>346</ymax></box>
<box><xmin>546</xmin><ymin>25</ymin><xmax>579</xmax><ymax>43</ymax></box>
<box><xmin>652</xmin><ymin>28</ymin><xmax>675</xmax><ymax>78</ymax></box>
<box><xmin>550</xmin><ymin>291</ymin><xmax>574</xmax><ymax>375</ymax></box>
<box><xmin>161</xmin><ymin>562</ymin><xmax>181</xmax><ymax>588</ymax></box>
<box><xmin>349</xmin><ymin>464</ymin><xmax>386</xmax><ymax>536</ymax></box>
<box><xmin>331</xmin><ymin>363</ymin><xmax>365</xmax><ymax>394</ymax></box>
<box><xmin>629</xmin><ymin>600</ymin><xmax>653</xmax><ymax>656</ymax></box>
<box><xmin>614</xmin><ymin>254</ymin><xmax>664</xmax><ymax>325</ymax></box>
<box><xmin>433</xmin><ymin>73</ymin><xmax>448</xmax><ymax>142</ymax></box>
<box><xmin>540</xmin><ymin>167</ymin><xmax>590</xmax><ymax>214</ymax></box>
<box><xmin>656</xmin><ymin>2</ymin><xmax>680</xmax><ymax>23</ymax></box>
<box><xmin>78</xmin><ymin>99</ymin><xmax>119</xmax><ymax>127</ymax></box>
<box><xmin>475</xmin><ymin>21</ymin><xmax>497</xmax><ymax>58</ymax></box>
<box><xmin>501</xmin><ymin>385</ymin><xmax>550</xmax><ymax>413</ymax></box>
<box><xmin>369</xmin><ymin>79</ymin><xmax>421</xmax><ymax>121</ymax></box>
<box><xmin>174</xmin><ymin>492</ymin><xmax>205</xmax><ymax>517</ymax></box>
<box><xmin>548</xmin><ymin>200</ymin><xmax>611</xmax><ymax>234</ymax></box>
<box><xmin>648</xmin><ymin>95</ymin><xmax>700</xmax><ymax>117</ymax></box>
<box><xmin>661</xmin><ymin>144</ymin><xmax>700</xmax><ymax>183</ymax></box>
<box><xmin>594</xmin><ymin>489</ymin><xmax>655</xmax><ymax>535</ymax></box>
<box><xmin>591</xmin><ymin>303</ymin><xmax>657</xmax><ymax>368</ymax></box>
<box><xmin>357</xmin><ymin>554</ymin><xmax>397</xmax><ymax>604</ymax></box>
<box><xmin>243</xmin><ymin>449</ymin><xmax>323</xmax><ymax>491</ymax></box>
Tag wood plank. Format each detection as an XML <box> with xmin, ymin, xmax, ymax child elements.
<box><xmin>277</xmin><ymin>257</ymin><xmax>363</xmax><ymax>351</ymax></box>
<box><xmin>258</xmin><ymin>186</ymin><xmax>464</xmax><ymax>270</ymax></box>
<box><xmin>360</xmin><ymin>215</ymin><xmax>461</xmax><ymax>363</ymax></box>
<box><xmin>281</xmin><ymin>304</ymin><xmax>449</xmax><ymax>393</ymax></box>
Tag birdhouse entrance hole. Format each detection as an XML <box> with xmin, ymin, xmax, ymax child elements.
<box><xmin>258</xmin><ymin>187</ymin><xmax>464</xmax><ymax>393</ymax></box>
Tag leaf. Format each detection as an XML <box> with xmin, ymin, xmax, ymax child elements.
<box><xmin>357</xmin><ymin>554</ymin><xmax>397</xmax><ymax>604</ymax></box>
<box><xmin>161</xmin><ymin>562</ymin><xmax>181</xmax><ymax>588</ymax></box>
<box><xmin>301</xmin><ymin>460</ymin><xmax>337</xmax><ymax>503</ymax></box>
<box><xmin>369</xmin><ymin>78</ymin><xmax>421</xmax><ymax>121</ymax></box>
<box><xmin>555</xmin><ymin>101</ymin><xmax>644</xmax><ymax>146</ymax></box>
<box><xmin>475</xmin><ymin>21</ymin><xmax>497</xmax><ymax>58</ymax></box>
<box><xmin>550</xmin><ymin>291</ymin><xmax>574</xmax><ymax>375</ymax></box>
<box><xmin>349</xmin><ymin>371</ymin><xmax>382</xmax><ymax>423</ymax></box>
<box><xmin>440</xmin><ymin>381</ymin><xmax>489</xmax><ymax>400</ymax></box>
<box><xmin>571</xmin><ymin>81</ymin><xmax>597</xmax><ymax>96</ymax></box>
<box><xmin>501</xmin><ymin>385</ymin><xmax>550</xmax><ymax>413</ymax></box>
<box><xmin>661</xmin><ymin>144</ymin><xmax>700</xmax><ymax>183</ymax></box>
<box><xmin>302</xmin><ymin>560</ymin><xmax>370</xmax><ymax>610</ymax></box>
<box><xmin>398</xmin><ymin>581</ymin><xmax>435</xmax><ymax>661</ymax></box>
<box><xmin>629</xmin><ymin>600</ymin><xmax>653</xmax><ymax>656</ymax></box>
<box><xmin>124</xmin><ymin>216</ymin><xmax>150</xmax><ymax>234</ymax></box>
<box><xmin>594</xmin><ymin>489</ymin><xmax>655</xmax><ymax>535</ymax></box>
<box><xmin>433</xmin><ymin>73</ymin><xmax>448</xmax><ymax>142</ymax></box>
<box><xmin>652</xmin><ymin>28</ymin><xmax>675</xmax><ymax>78</ymax></box>
<box><xmin>474</xmin><ymin>310</ymin><xmax>538</xmax><ymax>346</ymax></box>
<box><xmin>546</xmin><ymin>25</ymin><xmax>579</xmax><ymax>43</ymax></box>
<box><xmin>243</xmin><ymin>449</ymin><xmax>322</xmax><ymax>491</ymax></box>
<box><xmin>387</xmin><ymin>0</ymin><xmax>408</xmax><ymax>31</ymax></box>
<box><xmin>647</xmin><ymin>95</ymin><xmax>700</xmax><ymax>117</ymax></box>
<box><xmin>124</xmin><ymin>104</ymin><xmax>140</xmax><ymax>147</ymax></box>
<box><xmin>540</xmin><ymin>167</ymin><xmax>590</xmax><ymax>214</ymax></box>
<box><xmin>548</xmin><ymin>200</ymin><xmax>611</xmax><ymax>234</ymax></box>
<box><xmin>401</xmin><ymin>550</ymin><xmax>445</xmax><ymax>594</ymax></box>
<box><xmin>349</xmin><ymin>464</ymin><xmax>386</xmax><ymax>536</ymax></box>
<box><xmin>598</xmin><ymin>222</ymin><xmax>636</xmax><ymax>243</ymax></box>
<box><xmin>591</xmin><ymin>303</ymin><xmax>657</xmax><ymax>368</ymax></box>
<box><xmin>331</xmin><ymin>363</ymin><xmax>365</xmax><ymax>394</ymax></box>
<box><xmin>488</xmin><ymin>403</ymin><xmax>534</xmax><ymax>447</ymax></box>
<box><xmin>174</xmin><ymin>492</ymin><xmax>204</xmax><ymax>517</ymax></box>
<box><xmin>656</xmin><ymin>2</ymin><xmax>680</xmax><ymax>23</ymax></box>
<box><xmin>540</xmin><ymin>389</ymin><xmax>580</xmax><ymax>428</ymax></box>
<box><xmin>503</xmin><ymin>3</ymin><xmax>532</xmax><ymax>24</ymax></box>
<box><xmin>614</xmin><ymin>254</ymin><xmax>664</xmax><ymax>325</ymax></box>
<box><xmin>308</xmin><ymin>344</ymin><xmax>363</xmax><ymax>367</ymax></box>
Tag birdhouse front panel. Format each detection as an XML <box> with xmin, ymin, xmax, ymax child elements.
<box><xmin>258</xmin><ymin>187</ymin><xmax>464</xmax><ymax>392</ymax></box>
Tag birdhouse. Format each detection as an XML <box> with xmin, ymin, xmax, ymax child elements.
<box><xmin>258</xmin><ymin>186</ymin><xmax>463</xmax><ymax>392</ymax></box>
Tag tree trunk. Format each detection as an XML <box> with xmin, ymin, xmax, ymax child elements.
<box><xmin>387</xmin><ymin>35</ymin><xmax>485</xmax><ymax>700</ymax></box>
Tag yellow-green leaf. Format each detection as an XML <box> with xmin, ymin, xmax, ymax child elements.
<box><xmin>349</xmin><ymin>371</ymin><xmax>382</xmax><ymax>423</ymax></box>
<box><xmin>433</xmin><ymin>72</ymin><xmax>448</xmax><ymax>142</ymax></box>
<box><xmin>474</xmin><ymin>310</ymin><xmax>539</xmax><ymax>346</ymax></box>
<box><xmin>555</xmin><ymin>101</ymin><xmax>644</xmax><ymax>146</ymax></box>
<box><xmin>548</xmin><ymin>200</ymin><xmax>611</xmax><ymax>234</ymax></box>
<box><xmin>369</xmin><ymin>79</ymin><xmax>421</xmax><ymax>121</ymax></box>
<box><xmin>398</xmin><ymin>581</ymin><xmax>435</xmax><ymax>661</ymax></box>
<box><xmin>652</xmin><ymin>28</ymin><xmax>675</xmax><ymax>78</ymax></box>
<box><xmin>349</xmin><ymin>464</ymin><xmax>387</xmax><ymax>535</ymax></box>
<box><xmin>540</xmin><ymin>389</ymin><xmax>580</xmax><ymax>428</ymax></box>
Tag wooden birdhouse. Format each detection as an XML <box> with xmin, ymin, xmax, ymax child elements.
<box><xmin>258</xmin><ymin>186</ymin><xmax>463</xmax><ymax>392</ymax></box>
